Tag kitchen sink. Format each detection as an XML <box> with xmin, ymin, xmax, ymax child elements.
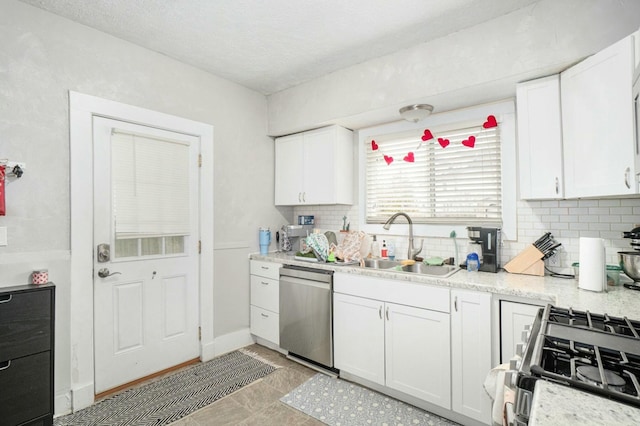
<box><xmin>362</xmin><ymin>258</ymin><xmax>459</xmax><ymax>278</ymax></box>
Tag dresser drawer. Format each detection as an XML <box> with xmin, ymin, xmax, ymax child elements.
<box><xmin>0</xmin><ymin>351</ymin><xmax>52</xmax><ymax>426</ymax></box>
<box><xmin>250</xmin><ymin>275</ymin><xmax>279</xmax><ymax>313</ymax></box>
<box><xmin>0</xmin><ymin>289</ymin><xmax>53</xmax><ymax>362</ymax></box>
<box><xmin>250</xmin><ymin>260</ymin><xmax>281</xmax><ymax>280</ymax></box>
<box><xmin>250</xmin><ymin>306</ymin><xmax>279</xmax><ymax>344</ymax></box>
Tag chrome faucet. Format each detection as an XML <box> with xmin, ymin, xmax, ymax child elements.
<box><xmin>382</xmin><ymin>212</ymin><xmax>423</xmax><ymax>260</ymax></box>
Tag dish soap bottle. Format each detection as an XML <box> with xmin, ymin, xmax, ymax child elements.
<box><xmin>371</xmin><ymin>235</ymin><xmax>380</xmax><ymax>258</ymax></box>
<box><xmin>381</xmin><ymin>240</ymin><xmax>388</xmax><ymax>258</ymax></box>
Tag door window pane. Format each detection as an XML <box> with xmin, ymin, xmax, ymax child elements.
<box><xmin>165</xmin><ymin>236</ymin><xmax>185</xmax><ymax>254</ymax></box>
<box><xmin>141</xmin><ymin>237</ymin><xmax>162</xmax><ymax>256</ymax></box>
<box><xmin>115</xmin><ymin>239</ymin><xmax>138</xmax><ymax>258</ymax></box>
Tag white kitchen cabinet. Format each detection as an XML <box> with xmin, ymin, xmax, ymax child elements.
<box><xmin>249</xmin><ymin>260</ymin><xmax>281</xmax><ymax>344</ymax></box>
<box><xmin>561</xmin><ymin>34</ymin><xmax>637</xmax><ymax>198</ymax></box>
<box><xmin>333</xmin><ymin>273</ymin><xmax>451</xmax><ymax>409</ymax></box>
<box><xmin>500</xmin><ymin>301</ymin><xmax>543</xmax><ymax>363</ymax></box>
<box><xmin>451</xmin><ymin>290</ymin><xmax>492</xmax><ymax>425</ymax></box>
<box><xmin>274</xmin><ymin>125</ymin><xmax>353</xmax><ymax>205</ymax></box>
<box><xmin>516</xmin><ymin>75</ymin><xmax>564</xmax><ymax>199</ymax></box>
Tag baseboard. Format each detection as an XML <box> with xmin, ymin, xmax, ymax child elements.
<box><xmin>71</xmin><ymin>382</ymin><xmax>95</xmax><ymax>412</ymax></box>
<box><xmin>54</xmin><ymin>391</ymin><xmax>72</xmax><ymax>417</ymax></box>
<box><xmin>212</xmin><ymin>328</ymin><xmax>254</xmax><ymax>357</ymax></box>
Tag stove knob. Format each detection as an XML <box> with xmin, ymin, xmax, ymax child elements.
<box><xmin>516</xmin><ymin>342</ymin><xmax>525</xmax><ymax>357</ymax></box>
<box><xmin>509</xmin><ymin>358</ymin><xmax>521</xmax><ymax>371</ymax></box>
<box><xmin>524</xmin><ymin>324</ymin><xmax>531</xmax><ymax>331</ymax></box>
<box><xmin>521</xmin><ymin>329</ymin><xmax>530</xmax><ymax>342</ymax></box>
<box><xmin>504</xmin><ymin>370</ymin><xmax>518</xmax><ymax>388</ymax></box>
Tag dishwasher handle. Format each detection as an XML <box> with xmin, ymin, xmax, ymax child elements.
<box><xmin>280</xmin><ymin>275</ymin><xmax>331</xmax><ymax>290</ymax></box>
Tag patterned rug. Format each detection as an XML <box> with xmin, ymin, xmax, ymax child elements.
<box><xmin>281</xmin><ymin>373</ymin><xmax>460</xmax><ymax>426</ymax></box>
<box><xmin>55</xmin><ymin>349</ymin><xmax>278</xmax><ymax>426</ymax></box>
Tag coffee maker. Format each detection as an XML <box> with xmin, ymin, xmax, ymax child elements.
<box><xmin>278</xmin><ymin>224</ymin><xmax>314</xmax><ymax>253</ymax></box>
<box><xmin>466</xmin><ymin>226</ymin><xmax>501</xmax><ymax>273</ymax></box>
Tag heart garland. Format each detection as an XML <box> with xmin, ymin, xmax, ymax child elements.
<box><xmin>371</xmin><ymin>115</ymin><xmax>498</xmax><ymax>165</ymax></box>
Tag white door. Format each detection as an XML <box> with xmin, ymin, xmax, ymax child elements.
<box><xmin>92</xmin><ymin>116</ymin><xmax>200</xmax><ymax>394</ymax></box>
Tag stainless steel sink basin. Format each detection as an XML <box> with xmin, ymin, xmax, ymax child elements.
<box><xmin>401</xmin><ymin>263</ymin><xmax>459</xmax><ymax>277</ymax></box>
<box><xmin>362</xmin><ymin>258</ymin><xmax>459</xmax><ymax>278</ymax></box>
<box><xmin>363</xmin><ymin>259</ymin><xmax>402</xmax><ymax>269</ymax></box>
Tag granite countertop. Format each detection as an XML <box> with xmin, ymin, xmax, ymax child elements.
<box><xmin>529</xmin><ymin>381</ymin><xmax>640</xmax><ymax>425</ymax></box>
<box><xmin>251</xmin><ymin>252</ymin><xmax>640</xmax><ymax>320</ymax></box>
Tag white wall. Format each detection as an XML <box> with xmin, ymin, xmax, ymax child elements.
<box><xmin>0</xmin><ymin>0</ymin><xmax>289</xmax><ymax>414</ymax></box>
<box><xmin>268</xmin><ymin>0</ymin><xmax>640</xmax><ymax>135</ymax></box>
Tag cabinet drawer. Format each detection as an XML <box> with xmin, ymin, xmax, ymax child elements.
<box><xmin>250</xmin><ymin>275</ymin><xmax>279</xmax><ymax>313</ymax></box>
<box><xmin>250</xmin><ymin>261</ymin><xmax>281</xmax><ymax>280</ymax></box>
<box><xmin>0</xmin><ymin>351</ymin><xmax>52</xmax><ymax>426</ymax></box>
<box><xmin>250</xmin><ymin>306</ymin><xmax>279</xmax><ymax>344</ymax></box>
<box><xmin>0</xmin><ymin>289</ymin><xmax>53</xmax><ymax>361</ymax></box>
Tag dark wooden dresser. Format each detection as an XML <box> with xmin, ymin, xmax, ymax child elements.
<box><xmin>0</xmin><ymin>283</ymin><xmax>55</xmax><ymax>426</ymax></box>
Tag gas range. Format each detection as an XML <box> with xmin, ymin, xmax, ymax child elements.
<box><xmin>506</xmin><ymin>305</ymin><xmax>640</xmax><ymax>425</ymax></box>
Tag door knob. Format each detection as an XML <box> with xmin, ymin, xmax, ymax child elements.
<box><xmin>98</xmin><ymin>268</ymin><xmax>121</xmax><ymax>278</ymax></box>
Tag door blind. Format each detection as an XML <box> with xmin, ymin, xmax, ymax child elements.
<box><xmin>366</xmin><ymin>124</ymin><xmax>502</xmax><ymax>225</ymax></box>
<box><xmin>111</xmin><ymin>130</ymin><xmax>191</xmax><ymax>239</ymax></box>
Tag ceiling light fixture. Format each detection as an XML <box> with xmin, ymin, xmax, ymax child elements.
<box><xmin>399</xmin><ymin>104</ymin><xmax>434</xmax><ymax>122</ymax></box>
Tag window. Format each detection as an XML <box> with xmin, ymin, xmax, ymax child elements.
<box><xmin>359</xmin><ymin>101</ymin><xmax>517</xmax><ymax>239</ymax></box>
<box><xmin>111</xmin><ymin>129</ymin><xmax>191</xmax><ymax>258</ymax></box>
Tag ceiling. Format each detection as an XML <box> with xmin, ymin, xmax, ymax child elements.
<box><xmin>20</xmin><ymin>0</ymin><xmax>540</xmax><ymax>95</ymax></box>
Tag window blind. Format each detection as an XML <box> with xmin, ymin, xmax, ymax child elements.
<box><xmin>111</xmin><ymin>130</ymin><xmax>191</xmax><ymax>239</ymax></box>
<box><xmin>366</xmin><ymin>123</ymin><xmax>501</xmax><ymax>225</ymax></box>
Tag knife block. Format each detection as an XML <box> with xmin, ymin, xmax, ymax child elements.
<box><xmin>504</xmin><ymin>245</ymin><xmax>545</xmax><ymax>276</ymax></box>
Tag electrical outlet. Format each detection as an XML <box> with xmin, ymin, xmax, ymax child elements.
<box><xmin>547</xmin><ymin>252</ymin><xmax>560</xmax><ymax>267</ymax></box>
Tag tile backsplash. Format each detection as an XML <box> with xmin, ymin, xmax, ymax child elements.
<box><xmin>293</xmin><ymin>198</ymin><xmax>640</xmax><ymax>269</ymax></box>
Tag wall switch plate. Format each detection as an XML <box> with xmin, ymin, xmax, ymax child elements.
<box><xmin>0</xmin><ymin>227</ymin><xmax>7</xmax><ymax>246</ymax></box>
<box><xmin>547</xmin><ymin>252</ymin><xmax>560</xmax><ymax>267</ymax></box>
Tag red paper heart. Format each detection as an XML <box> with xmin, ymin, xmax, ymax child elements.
<box><xmin>483</xmin><ymin>115</ymin><xmax>497</xmax><ymax>128</ymax></box>
<box><xmin>403</xmin><ymin>152</ymin><xmax>415</xmax><ymax>162</ymax></box>
<box><xmin>421</xmin><ymin>129</ymin><xmax>434</xmax><ymax>141</ymax></box>
<box><xmin>462</xmin><ymin>135</ymin><xmax>476</xmax><ymax>148</ymax></box>
<box><xmin>371</xmin><ymin>140</ymin><xmax>379</xmax><ymax>151</ymax></box>
<box><xmin>438</xmin><ymin>138</ymin><xmax>450</xmax><ymax>148</ymax></box>
<box><xmin>384</xmin><ymin>155</ymin><xmax>394</xmax><ymax>165</ymax></box>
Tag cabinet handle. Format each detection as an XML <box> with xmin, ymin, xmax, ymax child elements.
<box><xmin>555</xmin><ymin>177</ymin><xmax>559</xmax><ymax>194</ymax></box>
<box><xmin>302</xmin><ymin>192</ymin><xmax>306</xmax><ymax>203</ymax></box>
<box><xmin>385</xmin><ymin>306</ymin><xmax>390</xmax><ymax>321</ymax></box>
<box><xmin>379</xmin><ymin>306</ymin><xmax>382</xmax><ymax>319</ymax></box>
<box><xmin>0</xmin><ymin>294</ymin><xmax>12</xmax><ymax>304</ymax></box>
<box><xmin>298</xmin><ymin>192</ymin><xmax>302</xmax><ymax>203</ymax></box>
<box><xmin>454</xmin><ymin>296</ymin><xmax>458</xmax><ymax>312</ymax></box>
<box><xmin>625</xmin><ymin>167</ymin><xmax>631</xmax><ymax>189</ymax></box>
<box><xmin>261</xmin><ymin>266</ymin><xmax>269</xmax><ymax>270</ymax></box>
<box><xmin>0</xmin><ymin>360</ymin><xmax>10</xmax><ymax>371</ymax></box>
<box><xmin>261</xmin><ymin>313</ymin><xmax>269</xmax><ymax>318</ymax></box>
<box><xmin>261</xmin><ymin>281</ymin><xmax>269</xmax><ymax>286</ymax></box>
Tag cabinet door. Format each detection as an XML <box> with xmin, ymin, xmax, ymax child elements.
<box><xmin>516</xmin><ymin>75</ymin><xmax>563</xmax><ymax>199</ymax></box>
<box><xmin>562</xmin><ymin>35</ymin><xmax>636</xmax><ymax>198</ymax></box>
<box><xmin>451</xmin><ymin>290</ymin><xmax>492</xmax><ymax>424</ymax></box>
<box><xmin>333</xmin><ymin>293</ymin><xmax>385</xmax><ymax>385</ymax></box>
<box><xmin>385</xmin><ymin>302</ymin><xmax>451</xmax><ymax>409</ymax></box>
<box><xmin>500</xmin><ymin>301</ymin><xmax>543</xmax><ymax>363</ymax></box>
<box><xmin>274</xmin><ymin>133</ymin><xmax>304</xmax><ymax>205</ymax></box>
<box><xmin>302</xmin><ymin>126</ymin><xmax>337</xmax><ymax>204</ymax></box>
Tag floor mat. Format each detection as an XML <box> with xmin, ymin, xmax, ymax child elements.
<box><xmin>55</xmin><ymin>349</ymin><xmax>278</xmax><ymax>426</ymax></box>
<box><xmin>281</xmin><ymin>373</ymin><xmax>460</xmax><ymax>426</ymax></box>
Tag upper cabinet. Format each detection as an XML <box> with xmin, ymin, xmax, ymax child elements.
<box><xmin>274</xmin><ymin>125</ymin><xmax>353</xmax><ymax>206</ymax></box>
<box><xmin>561</xmin><ymin>34</ymin><xmax>637</xmax><ymax>198</ymax></box>
<box><xmin>516</xmin><ymin>75</ymin><xmax>564</xmax><ymax>199</ymax></box>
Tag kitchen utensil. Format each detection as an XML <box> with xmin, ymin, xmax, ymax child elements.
<box><xmin>619</xmin><ymin>251</ymin><xmax>640</xmax><ymax>281</ymax></box>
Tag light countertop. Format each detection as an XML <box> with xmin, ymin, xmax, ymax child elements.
<box><xmin>251</xmin><ymin>252</ymin><xmax>640</xmax><ymax>320</ymax></box>
<box><xmin>529</xmin><ymin>381</ymin><xmax>640</xmax><ymax>426</ymax></box>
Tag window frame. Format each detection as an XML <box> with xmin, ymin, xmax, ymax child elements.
<box><xmin>357</xmin><ymin>100</ymin><xmax>517</xmax><ymax>241</ymax></box>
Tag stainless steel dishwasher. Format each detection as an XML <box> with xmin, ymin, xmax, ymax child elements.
<box><xmin>279</xmin><ymin>265</ymin><xmax>336</xmax><ymax>371</ymax></box>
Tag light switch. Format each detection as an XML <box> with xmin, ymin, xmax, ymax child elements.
<box><xmin>0</xmin><ymin>227</ymin><xmax>7</xmax><ymax>246</ymax></box>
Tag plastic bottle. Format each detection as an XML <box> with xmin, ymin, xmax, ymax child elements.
<box><xmin>387</xmin><ymin>241</ymin><xmax>395</xmax><ymax>260</ymax></box>
<box><xmin>371</xmin><ymin>235</ymin><xmax>380</xmax><ymax>258</ymax></box>
<box><xmin>381</xmin><ymin>240</ymin><xmax>388</xmax><ymax>258</ymax></box>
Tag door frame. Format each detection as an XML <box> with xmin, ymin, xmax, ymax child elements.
<box><xmin>69</xmin><ymin>91</ymin><xmax>214</xmax><ymax>411</ymax></box>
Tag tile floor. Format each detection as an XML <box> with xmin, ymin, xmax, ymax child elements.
<box><xmin>169</xmin><ymin>344</ymin><xmax>325</xmax><ymax>426</ymax></box>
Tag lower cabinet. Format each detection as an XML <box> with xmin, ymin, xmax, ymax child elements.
<box><xmin>334</xmin><ymin>292</ymin><xmax>451</xmax><ymax>409</ymax></box>
<box><xmin>451</xmin><ymin>289</ymin><xmax>492</xmax><ymax>425</ymax></box>
<box><xmin>249</xmin><ymin>260</ymin><xmax>281</xmax><ymax>345</ymax></box>
<box><xmin>500</xmin><ymin>300</ymin><xmax>544</xmax><ymax>363</ymax></box>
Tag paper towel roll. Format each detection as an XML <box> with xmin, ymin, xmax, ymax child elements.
<box><xmin>578</xmin><ymin>237</ymin><xmax>606</xmax><ymax>292</ymax></box>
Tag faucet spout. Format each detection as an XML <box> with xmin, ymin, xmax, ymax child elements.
<box><xmin>383</xmin><ymin>212</ymin><xmax>423</xmax><ymax>260</ymax></box>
